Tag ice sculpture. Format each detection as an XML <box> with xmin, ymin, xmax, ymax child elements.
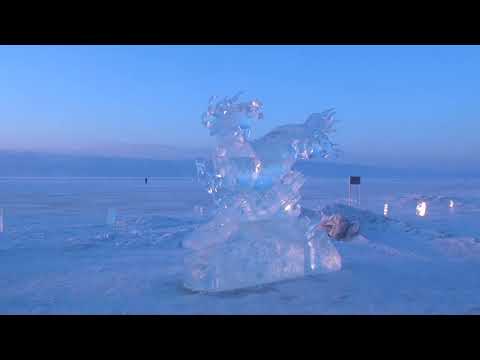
<box><xmin>183</xmin><ymin>92</ymin><xmax>342</xmax><ymax>292</ymax></box>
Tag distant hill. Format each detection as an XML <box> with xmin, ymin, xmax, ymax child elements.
<box><xmin>0</xmin><ymin>150</ymin><xmax>477</xmax><ymax>178</ymax></box>
<box><xmin>61</xmin><ymin>143</ymin><xmax>210</xmax><ymax>160</ymax></box>
<box><xmin>0</xmin><ymin>151</ymin><xmax>195</xmax><ymax>177</ymax></box>
<box><xmin>296</xmin><ymin>160</ymin><xmax>480</xmax><ymax>179</ymax></box>
<box><xmin>6</xmin><ymin>143</ymin><xmax>210</xmax><ymax>161</ymax></box>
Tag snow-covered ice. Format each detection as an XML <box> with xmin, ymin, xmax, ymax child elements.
<box><xmin>1</xmin><ymin>176</ymin><xmax>480</xmax><ymax>314</ymax></box>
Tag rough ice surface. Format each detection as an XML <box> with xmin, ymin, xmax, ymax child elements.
<box><xmin>183</xmin><ymin>93</ymin><xmax>342</xmax><ymax>292</ymax></box>
<box><xmin>2</xmin><ymin>177</ymin><xmax>480</xmax><ymax>314</ymax></box>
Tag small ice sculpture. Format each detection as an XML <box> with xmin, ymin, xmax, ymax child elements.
<box><xmin>0</xmin><ymin>208</ymin><xmax>4</xmax><ymax>233</ymax></box>
<box><xmin>183</xmin><ymin>93</ymin><xmax>342</xmax><ymax>292</ymax></box>
<box><xmin>106</xmin><ymin>208</ymin><xmax>117</xmax><ymax>226</ymax></box>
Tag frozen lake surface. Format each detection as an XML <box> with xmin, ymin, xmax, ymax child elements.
<box><xmin>1</xmin><ymin>176</ymin><xmax>480</xmax><ymax>314</ymax></box>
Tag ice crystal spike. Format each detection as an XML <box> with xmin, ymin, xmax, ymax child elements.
<box><xmin>183</xmin><ymin>93</ymin><xmax>342</xmax><ymax>292</ymax></box>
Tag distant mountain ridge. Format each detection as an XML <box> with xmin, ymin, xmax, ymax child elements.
<box><xmin>0</xmin><ymin>150</ymin><xmax>194</xmax><ymax>177</ymax></box>
<box><xmin>68</xmin><ymin>143</ymin><xmax>210</xmax><ymax>160</ymax></box>
<box><xmin>0</xmin><ymin>150</ymin><xmax>477</xmax><ymax>178</ymax></box>
<box><xmin>2</xmin><ymin>143</ymin><xmax>210</xmax><ymax>160</ymax></box>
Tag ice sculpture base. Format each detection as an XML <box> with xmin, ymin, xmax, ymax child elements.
<box><xmin>183</xmin><ymin>218</ymin><xmax>341</xmax><ymax>293</ymax></box>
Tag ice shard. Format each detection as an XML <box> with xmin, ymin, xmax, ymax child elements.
<box><xmin>0</xmin><ymin>208</ymin><xmax>4</xmax><ymax>233</ymax></box>
<box><xmin>183</xmin><ymin>93</ymin><xmax>342</xmax><ymax>292</ymax></box>
<box><xmin>106</xmin><ymin>208</ymin><xmax>117</xmax><ymax>226</ymax></box>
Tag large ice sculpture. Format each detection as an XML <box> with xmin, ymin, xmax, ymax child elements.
<box><xmin>183</xmin><ymin>93</ymin><xmax>342</xmax><ymax>292</ymax></box>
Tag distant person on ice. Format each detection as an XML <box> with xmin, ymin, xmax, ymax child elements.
<box><xmin>145</xmin><ymin>177</ymin><xmax>148</xmax><ymax>184</ymax></box>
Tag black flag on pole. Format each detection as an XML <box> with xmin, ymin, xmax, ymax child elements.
<box><xmin>350</xmin><ymin>176</ymin><xmax>361</xmax><ymax>185</ymax></box>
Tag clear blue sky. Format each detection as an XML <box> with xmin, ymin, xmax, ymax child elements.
<box><xmin>0</xmin><ymin>45</ymin><xmax>479</xmax><ymax>170</ymax></box>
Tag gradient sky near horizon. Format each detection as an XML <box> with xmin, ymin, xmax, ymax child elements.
<box><xmin>0</xmin><ymin>45</ymin><xmax>479</xmax><ymax>170</ymax></box>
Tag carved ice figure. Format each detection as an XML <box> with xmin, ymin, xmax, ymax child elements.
<box><xmin>183</xmin><ymin>93</ymin><xmax>342</xmax><ymax>292</ymax></box>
